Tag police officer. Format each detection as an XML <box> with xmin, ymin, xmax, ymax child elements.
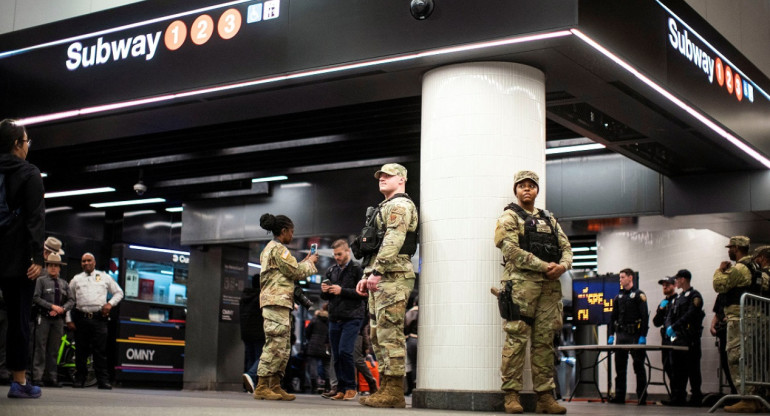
<box><xmin>713</xmin><ymin>236</ymin><xmax>762</xmax><ymax>413</ymax></box>
<box><xmin>355</xmin><ymin>163</ymin><xmax>418</xmax><ymax>409</ymax></box>
<box><xmin>663</xmin><ymin>269</ymin><xmax>704</xmax><ymax>407</ymax></box>
<box><xmin>252</xmin><ymin>213</ymin><xmax>318</xmax><ymax>401</ymax></box>
<box><xmin>68</xmin><ymin>253</ymin><xmax>123</xmax><ymax>389</ymax></box>
<box><xmin>607</xmin><ymin>268</ymin><xmax>648</xmax><ymax>405</ymax></box>
<box><xmin>493</xmin><ymin>170</ymin><xmax>573</xmax><ymax>414</ymax></box>
<box><xmin>652</xmin><ymin>276</ymin><xmax>676</xmax><ymax>383</ymax></box>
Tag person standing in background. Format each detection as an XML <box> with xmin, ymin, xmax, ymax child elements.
<box><xmin>69</xmin><ymin>253</ymin><xmax>124</xmax><ymax>390</ymax></box>
<box><xmin>652</xmin><ymin>276</ymin><xmax>677</xmax><ymax>383</ymax></box>
<box><xmin>0</xmin><ymin>119</ymin><xmax>45</xmax><ymax>399</ymax></box>
<box><xmin>32</xmin><ymin>253</ymin><xmax>74</xmax><ymax>387</ymax></box>
<box><xmin>607</xmin><ymin>268</ymin><xmax>649</xmax><ymax>405</ymax></box>
<box><xmin>240</xmin><ymin>274</ymin><xmax>264</xmax><ymax>393</ymax></box>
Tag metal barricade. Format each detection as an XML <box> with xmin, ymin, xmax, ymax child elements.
<box><xmin>709</xmin><ymin>293</ymin><xmax>770</xmax><ymax>413</ymax></box>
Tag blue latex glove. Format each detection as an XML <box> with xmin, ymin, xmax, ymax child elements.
<box><xmin>607</xmin><ymin>335</ymin><xmax>615</xmax><ymax>345</ymax></box>
<box><xmin>638</xmin><ymin>336</ymin><xmax>646</xmax><ymax>345</ymax></box>
<box><xmin>666</xmin><ymin>326</ymin><xmax>675</xmax><ymax>338</ymax></box>
<box><xmin>659</xmin><ymin>299</ymin><xmax>669</xmax><ymax>308</ymax></box>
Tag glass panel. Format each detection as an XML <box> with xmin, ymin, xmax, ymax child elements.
<box><xmin>124</xmin><ymin>259</ymin><xmax>187</xmax><ymax>306</ymax></box>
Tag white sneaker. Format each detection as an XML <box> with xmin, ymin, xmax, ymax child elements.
<box><xmin>242</xmin><ymin>374</ymin><xmax>255</xmax><ymax>393</ymax></box>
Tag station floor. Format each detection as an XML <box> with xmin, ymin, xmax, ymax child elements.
<box><xmin>1</xmin><ymin>388</ymin><xmax>754</xmax><ymax>416</ymax></box>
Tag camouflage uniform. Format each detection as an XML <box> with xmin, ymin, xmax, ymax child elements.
<box><xmin>494</xmin><ymin>202</ymin><xmax>573</xmax><ymax>393</ymax></box>
<box><xmin>363</xmin><ymin>194</ymin><xmax>418</xmax><ymax>377</ymax></box>
<box><xmin>257</xmin><ymin>240</ymin><xmax>316</xmax><ymax>378</ymax></box>
<box><xmin>713</xmin><ymin>252</ymin><xmax>755</xmax><ymax>395</ymax></box>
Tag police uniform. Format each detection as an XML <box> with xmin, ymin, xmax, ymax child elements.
<box><xmin>494</xmin><ymin>170</ymin><xmax>572</xmax><ymax>414</ymax></box>
<box><xmin>608</xmin><ymin>285</ymin><xmax>649</xmax><ymax>402</ymax></box>
<box><xmin>652</xmin><ymin>278</ymin><xmax>676</xmax><ymax>382</ymax></box>
<box><xmin>666</xmin><ymin>283</ymin><xmax>704</xmax><ymax>404</ymax></box>
<box><xmin>359</xmin><ymin>163</ymin><xmax>418</xmax><ymax>409</ymax></box>
<box><xmin>31</xmin><ymin>254</ymin><xmax>74</xmax><ymax>385</ymax></box>
<box><xmin>69</xmin><ymin>268</ymin><xmax>123</xmax><ymax>387</ymax></box>
<box><xmin>257</xmin><ymin>239</ymin><xmax>316</xmax><ymax>380</ymax></box>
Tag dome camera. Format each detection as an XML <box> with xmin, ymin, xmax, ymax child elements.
<box><xmin>133</xmin><ymin>181</ymin><xmax>147</xmax><ymax>196</ymax></box>
<box><xmin>410</xmin><ymin>0</ymin><xmax>434</xmax><ymax>20</ymax></box>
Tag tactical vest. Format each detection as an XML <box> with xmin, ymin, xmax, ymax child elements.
<box><xmin>352</xmin><ymin>193</ymin><xmax>418</xmax><ymax>259</ymax></box>
<box><xmin>615</xmin><ymin>289</ymin><xmax>644</xmax><ymax>334</ymax></box>
<box><xmin>724</xmin><ymin>260</ymin><xmax>763</xmax><ymax>306</ymax></box>
<box><xmin>505</xmin><ymin>203</ymin><xmax>561</xmax><ymax>263</ymax></box>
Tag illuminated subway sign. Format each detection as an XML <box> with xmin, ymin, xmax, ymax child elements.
<box><xmin>66</xmin><ymin>31</ymin><xmax>162</xmax><ymax>71</ymax></box>
<box><xmin>667</xmin><ymin>17</ymin><xmax>753</xmax><ymax>103</ymax></box>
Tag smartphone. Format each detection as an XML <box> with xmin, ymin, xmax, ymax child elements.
<box><xmin>322</xmin><ymin>279</ymin><xmax>331</xmax><ymax>285</ymax></box>
<box><xmin>310</xmin><ymin>243</ymin><xmax>318</xmax><ymax>255</ymax></box>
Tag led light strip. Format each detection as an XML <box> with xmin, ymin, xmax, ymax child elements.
<box><xmin>90</xmin><ymin>197</ymin><xmax>165</xmax><ymax>208</ymax></box>
<box><xmin>15</xmin><ymin>30</ymin><xmax>572</xmax><ymax>126</ymax></box>
<box><xmin>0</xmin><ymin>0</ymin><xmax>253</xmax><ymax>59</ymax></box>
<box><xmin>571</xmin><ymin>29</ymin><xmax>770</xmax><ymax>169</ymax></box>
<box><xmin>129</xmin><ymin>245</ymin><xmax>189</xmax><ymax>255</ymax></box>
<box><xmin>545</xmin><ymin>143</ymin><xmax>605</xmax><ymax>155</ymax></box>
<box><xmin>45</xmin><ymin>186</ymin><xmax>116</xmax><ymax>198</ymax></box>
<box><xmin>655</xmin><ymin>0</ymin><xmax>770</xmax><ymax>102</ymax></box>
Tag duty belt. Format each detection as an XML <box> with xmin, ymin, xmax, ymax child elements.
<box><xmin>616</xmin><ymin>323</ymin><xmax>639</xmax><ymax>334</ymax></box>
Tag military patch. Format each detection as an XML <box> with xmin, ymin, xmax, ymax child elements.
<box><xmin>281</xmin><ymin>249</ymin><xmax>290</xmax><ymax>259</ymax></box>
<box><xmin>694</xmin><ymin>297</ymin><xmax>702</xmax><ymax>307</ymax></box>
<box><xmin>390</xmin><ymin>214</ymin><xmax>398</xmax><ymax>222</ymax></box>
<box><xmin>640</xmin><ymin>293</ymin><xmax>647</xmax><ymax>302</ymax></box>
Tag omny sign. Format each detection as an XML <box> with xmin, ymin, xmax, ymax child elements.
<box><xmin>667</xmin><ymin>16</ymin><xmax>755</xmax><ymax>103</ymax></box>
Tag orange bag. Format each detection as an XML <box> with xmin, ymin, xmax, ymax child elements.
<box><xmin>357</xmin><ymin>360</ymin><xmax>379</xmax><ymax>392</ymax></box>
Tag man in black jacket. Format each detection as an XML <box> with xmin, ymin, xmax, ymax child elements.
<box><xmin>321</xmin><ymin>239</ymin><xmax>366</xmax><ymax>401</ymax></box>
<box><xmin>0</xmin><ymin>119</ymin><xmax>45</xmax><ymax>399</ymax></box>
<box><xmin>652</xmin><ymin>276</ymin><xmax>677</xmax><ymax>383</ymax></box>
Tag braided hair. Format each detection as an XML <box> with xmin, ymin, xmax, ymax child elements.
<box><xmin>259</xmin><ymin>213</ymin><xmax>294</xmax><ymax>237</ymax></box>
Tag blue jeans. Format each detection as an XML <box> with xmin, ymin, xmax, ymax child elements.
<box><xmin>328</xmin><ymin>319</ymin><xmax>361</xmax><ymax>392</ymax></box>
<box><xmin>244</xmin><ymin>341</ymin><xmax>264</xmax><ymax>379</ymax></box>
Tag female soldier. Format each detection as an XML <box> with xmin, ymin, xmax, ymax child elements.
<box><xmin>253</xmin><ymin>213</ymin><xmax>318</xmax><ymax>401</ymax></box>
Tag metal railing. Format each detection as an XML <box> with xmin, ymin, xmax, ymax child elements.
<box><xmin>709</xmin><ymin>293</ymin><xmax>770</xmax><ymax>413</ymax></box>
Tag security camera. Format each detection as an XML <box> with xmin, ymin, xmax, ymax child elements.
<box><xmin>410</xmin><ymin>0</ymin><xmax>434</xmax><ymax>20</ymax></box>
<box><xmin>133</xmin><ymin>181</ymin><xmax>147</xmax><ymax>196</ymax></box>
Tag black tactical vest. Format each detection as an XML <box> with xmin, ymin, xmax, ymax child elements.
<box><xmin>505</xmin><ymin>203</ymin><xmax>561</xmax><ymax>263</ymax></box>
<box><xmin>725</xmin><ymin>260</ymin><xmax>763</xmax><ymax>306</ymax></box>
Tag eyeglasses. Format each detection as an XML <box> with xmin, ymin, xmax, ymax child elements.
<box><xmin>22</xmin><ymin>139</ymin><xmax>32</xmax><ymax>148</ymax></box>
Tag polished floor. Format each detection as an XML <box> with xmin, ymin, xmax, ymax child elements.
<box><xmin>1</xmin><ymin>387</ymin><xmax>759</xmax><ymax>416</ymax></box>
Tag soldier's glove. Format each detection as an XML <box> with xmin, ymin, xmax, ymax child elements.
<box><xmin>666</xmin><ymin>326</ymin><xmax>676</xmax><ymax>338</ymax></box>
<box><xmin>607</xmin><ymin>335</ymin><xmax>615</xmax><ymax>345</ymax></box>
<box><xmin>638</xmin><ymin>336</ymin><xmax>646</xmax><ymax>345</ymax></box>
<box><xmin>659</xmin><ymin>299</ymin><xmax>669</xmax><ymax>308</ymax></box>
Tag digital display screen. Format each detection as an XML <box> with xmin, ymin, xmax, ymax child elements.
<box><xmin>572</xmin><ymin>275</ymin><xmax>624</xmax><ymax>326</ymax></box>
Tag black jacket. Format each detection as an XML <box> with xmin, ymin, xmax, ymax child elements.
<box><xmin>609</xmin><ymin>287</ymin><xmax>649</xmax><ymax>337</ymax></box>
<box><xmin>652</xmin><ymin>294</ymin><xmax>676</xmax><ymax>343</ymax></box>
<box><xmin>320</xmin><ymin>261</ymin><xmax>365</xmax><ymax>321</ymax></box>
<box><xmin>666</xmin><ymin>287</ymin><xmax>705</xmax><ymax>344</ymax></box>
<box><xmin>304</xmin><ymin>312</ymin><xmax>330</xmax><ymax>358</ymax></box>
<box><xmin>239</xmin><ymin>287</ymin><xmax>265</xmax><ymax>343</ymax></box>
<box><xmin>0</xmin><ymin>153</ymin><xmax>45</xmax><ymax>279</ymax></box>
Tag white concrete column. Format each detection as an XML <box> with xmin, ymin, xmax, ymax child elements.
<box><xmin>416</xmin><ymin>62</ymin><xmax>546</xmax><ymax>410</ymax></box>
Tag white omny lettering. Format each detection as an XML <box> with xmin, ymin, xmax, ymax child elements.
<box><xmin>668</xmin><ymin>18</ymin><xmax>715</xmax><ymax>83</ymax></box>
<box><xmin>65</xmin><ymin>31</ymin><xmax>161</xmax><ymax>71</ymax></box>
<box><xmin>126</xmin><ymin>348</ymin><xmax>156</xmax><ymax>361</ymax></box>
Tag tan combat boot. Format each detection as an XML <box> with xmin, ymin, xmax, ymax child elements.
<box><xmin>724</xmin><ymin>400</ymin><xmax>758</xmax><ymax>413</ymax></box>
<box><xmin>269</xmin><ymin>374</ymin><xmax>296</xmax><ymax>401</ymax></box>
<box><xmin>363</xmin><ymin>375</ymin><xmax>406</xmax><ymax>408</ymax></box>
<box><xmin>535</xmin><ymin>390</ymin><xmax>566</xmax><ymax>414</ymax></box>
<box><xmin>359</xmin><ymin>376</ymin><xmax>386</xmax><ymax>405</ymax></box>
<box><xmin>252</xmin><ymin>376</ymin><xmax>282</xmax><ymax>400</ymax></box>
<box><xmin>504</xmin><ymin>391</ymin><xmax>524</xmax><ymax>414</ymax></box>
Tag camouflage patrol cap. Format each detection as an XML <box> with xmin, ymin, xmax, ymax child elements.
<box><xmin>726</xmin><ymin>236</ymin><xmax>750</xmax><ymax>248</ymax></box>
<box><xmin>514</xmin><ymin>170</ymin><xmax>539</xmax><ymax>187</ymax></box>
<box><xmin>374</xmin><ymin>163</ymin><xmax>408</xmax><ymax>180</ymax></box>
<box><xmin>752</xmin><ymin>245</ymin><xmax>770</xmax><ymax>258</ymax></box>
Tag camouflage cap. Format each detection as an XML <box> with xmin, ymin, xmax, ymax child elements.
<box><xmin>374</xmin><ymin>163</ymin><xmax>408</xmax><ymax>180</ymax></box>
<box><xmin>752</xmin><ymin>245</ymin><xmax>770</xmax><ymax>258</ymax></box>
<box><xmin>513</xmin><ymin>170</ymin><xmax>539</xmax><ymax>187</ymax></box>
<box><xmin>726</xmin><ymin>235</ymin><xmax>750</xmax><ymax>248</ymax></box>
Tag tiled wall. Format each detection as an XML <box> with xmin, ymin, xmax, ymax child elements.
<box><xmin>597</xmin><ymin>228</ymin><xmax>727</xmax><ymax>395</ymax></box>
<box><xmin>0</xmin><ymin>0</ymin><xmax>143</xmax><ymax>34</ymax></box>
<box><xmin>419</xmin><ymin>62</ymin><xmax>545</xmax><ymax>391</ymax></box>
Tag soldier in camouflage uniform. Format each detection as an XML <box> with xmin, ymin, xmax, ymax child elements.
<box><xmin>494</xmin><ymin>170</ymin><xmax>573</xmax><ymax>414</ymax></box>
<box><xmin>713</xmin><ymin>236</ymin><xmax>764</xmax><ymax>413</ymax></box>
<box><xmin>253</xmin><ymin>213</ymin><xmax>318</xmax><ymax>401</ymax></box>
<box><xmin>355</xmin><ymin>163</ymin><xmax>418</xmax><ymax>409</ymax></box>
